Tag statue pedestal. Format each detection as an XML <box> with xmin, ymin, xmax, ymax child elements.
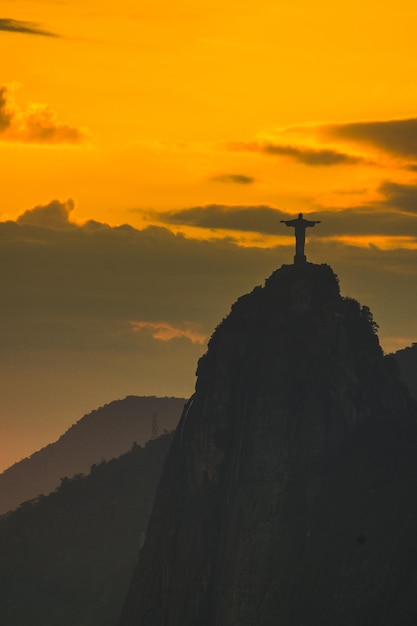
<box><xmin>294</xmin><ymin>254</ymin><xmax>307</xmax><ymax>265</ymax></box>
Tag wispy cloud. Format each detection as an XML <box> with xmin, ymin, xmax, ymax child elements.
<box><xmin>153</xmin><ymin>204</ymin><xmax>286</xmax><ymax>234</ymax></box>
<box><xmin>227</xmin><ymin>141</ymin><xmax>364</xmax><ymax>166</ymax></box>
<box><xmin>148</xmin><ymin>200</ymin><xmax>417</xmax><ymax>241</ymax></box>
<box><xmin>0</xmin><ymin>84</ymin><xmax>88</xmax><ymax>145</ymax></box>
<box><xmin>378</xmin><ymin>181</ymin><xmax>417</xmax><ymax>214</ymax></box>
<box><xmin>0</xmin><ymin>18</ymin><xmax>58</xmax><ymax>38</ymax></box>
<box><xmin>130</xmin><ymin>320</ymin><xmax>207</xmax><ymax>344</ymax></box>
<box><xmin>210</xmin><ymin>173</ymin><xmax>255</xmax><ymax>185</ymax></box>
<box><xmin>320</xmin><ymin>117</ymin><xmax>417</xmax><ymax>160</ymax></box>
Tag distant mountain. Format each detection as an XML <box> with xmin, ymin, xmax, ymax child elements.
<box><xmin>0</xmin><ymin>433</ymin><xmax>173</xmax><ymax>626</ymax></box>
<box><xmin>119</xmin><ymin>264</ymin><xmax>417</xmax><ymax>626</ymax></box>
<box><xmin>393</xmin><ymin>343</ymin><xmax>417</xmax><ymax>401</ymax></box>
<box><xmin>0</xmin><ymin>396</ymin><xmax>185</xmax><ymax>514</ymax></box>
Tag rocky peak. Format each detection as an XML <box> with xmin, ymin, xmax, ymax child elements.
<box><xmin>119</xmin><ymin>263</ymin><xmax>417</xmax><ymax>626</ymax></box>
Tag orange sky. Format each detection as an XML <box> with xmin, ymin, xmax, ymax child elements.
<box><xmin>1</xmin><ymin>0</ymin><xmax>417</xmax><ymax>470</ymax></box>
<box><xmin>3</xmin><ymin>0</ymin><xmax>417</xmax><ymax>224</ymax></box>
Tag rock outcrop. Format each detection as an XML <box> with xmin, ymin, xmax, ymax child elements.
<box><xmin>119</xmin><ymin>263</ymin><xmax>417</xmax><ymax>626</ymax></box>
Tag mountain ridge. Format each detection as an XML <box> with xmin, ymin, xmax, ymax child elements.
<box><xmin>0</xmin><ymin>395</ymin><xmax>185</xmax><ymax>515</ymax></box>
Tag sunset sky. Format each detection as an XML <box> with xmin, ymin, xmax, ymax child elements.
<box><xmin>1</xmin><ymin>0</ymin><xmax>417</xmax><ymax>470</ymax></box>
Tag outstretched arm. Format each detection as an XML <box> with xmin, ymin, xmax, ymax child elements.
<box><xmin>280</xmin><ymin>219</ymin><xmax>297</xmax><ymax>227</ymax></box>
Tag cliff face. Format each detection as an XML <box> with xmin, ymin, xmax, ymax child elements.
<box><xmin>394</xmin><ymin>343</ymin><xmax>417</xmax><ymax>402</ymax></box>
<box><xmin>119</xmin><ymin>263</ymin><xmax>417</xmax><ymax>626</ymax></box>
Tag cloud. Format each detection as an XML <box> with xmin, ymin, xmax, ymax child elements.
<box><xmin>378</xmin><ymin>181</ymin><xmax>417</xmax><ymax>214</ymax></box>
<box><xmin>0</xmin><ymin>203</ymin><xmax>283</xmax><ymax>341</ymax></box>
<box><xmin>130</xmin><ymin>321</ymin><xmax>207</xmax><ymax>344</ymax></box>
<box><xmin>0</xmin><ymin>86</ymin><xmax>13</xmax><ymax>132</ymax></box>
<box><xmin>0</xmin><ymin>18</ymin><xmax>58</xmax><ymax>37</ymax></box>
<box><xmin>321</xmin><ymin>118</ymin><xmax>417</xmax><ymax>159</ymax></box>
<box><xmin>150</xmin><ymin>201</ymin><xmax>417</xmax><ymax>241</ymax></box>
<box><xmin>313</xmin><ymin>180</ymin><xmax>417</xmax><ymax>236</ymax></box>
<box><xmin>210</xmin><ymin>174</ymin><xmax>255</xmax><ymax>185</ymax></box>
<box><xmin>262</xmin><ymin>143</ymin><xmax>363</xmax><ymax>166</ymax></box>
<box><xmin>228</xmin><ymin>141</ymin><xmax>363</xmax><ymax>166</ymax></box>
<box><xmin>153</xmin><ymin>204</ymin><xmax>287</xmax><ymax>234</ymax></box>
<box><xmin>0</xmin><ymin>84</ymin><xmax>88</xmax><ymax>145</ymax></box>
<box><xmin>17</xmin><ymin>198</ymin><xmax>76</xmax><ymax>228</ymax></box>
<box><xmin>312</xmin><ymin>207</ymin><xmax>417</xmax><ymax>239</ymax></box>
<box><xmin>3</xmin><ymin>200</ymin><xmax>416</xmax><ymax>338</ymax></box>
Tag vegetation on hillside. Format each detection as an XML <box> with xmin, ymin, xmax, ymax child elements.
<box><xmin>0</xmin><ymin>433</ymin><xmax>173</xmax><ymax>626</ymax></box>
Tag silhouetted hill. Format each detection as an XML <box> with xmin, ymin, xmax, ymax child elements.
<box><xmin>119</xmin><ymin>263</ymin><xmax>417</xmax><ymax>626</ymax></box>
<box><xmin>0</xmin><ymin>396</ymin><xmax>184</xmax><ymax>514</ymax></box>
<box><xmin>0</xmin><ymin>432</ymin><xmax>173</xmax><ymax>626</ymax></box>
<box><xmin>393</xmin><ymin>343</ymin><xmax>417</xmax><ymax>401</ymax></box>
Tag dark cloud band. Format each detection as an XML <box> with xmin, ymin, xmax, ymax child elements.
<box><xmin>152</xmin><ymin>201</ymin><xmax>417</xmax><ymax>238</ymax></box>
<box><xmin>322</xmin><ymin>118</ymin><xmax>417</xmax><ymax>159</ymax></box>
<box><xmin>0</xmin><ymin>18</ymin><xmax>58</xmax><ymax>37</ymax></box>
<box><xmin>210</xmin><ymin>174</ymin><xmax>255</xmax><ymax>185</ymax></box>
<box><xmin>379</xmin><ymin>181</ymin><xmax>417</xmax><ymax>214</ymax></box>
<box><xmin>155</xmin><ymin>205</ymin><xmax>286</xmax><ymax>234</ymax></box>
<box><xmin>227</xmin><ymin>141</ymin><xmax>363</xmax><ymax>167</ymax></box>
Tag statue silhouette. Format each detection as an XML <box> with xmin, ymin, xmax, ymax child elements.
<box><xmin>280</xmin><ymin>213</ymin><xmax>320</xmax><ymax>265</ymax></box>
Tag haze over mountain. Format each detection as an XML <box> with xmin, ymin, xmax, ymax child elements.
<box><xmin>0</xmin><ymin>433</ymin><xmax>173</xmax><ymax>626</ymax></box>
<box><xmin>0</xmin><ymin>396</ymin><xmax>185</xmax><ymax>515</ymax></box>
<box><xmin>119</xmin><ymin>263</ymin><xmax>417</xmax><ymax>626</ymax></box>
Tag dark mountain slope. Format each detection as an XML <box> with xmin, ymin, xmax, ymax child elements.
<box><xmin>119</xmin><ymin>263</ymin><xmax>417</xmax><ymax>626</ymax></box>
<box><xmin>0</xmin><ymin>432</ymin><xmax>173</xmax><ymax>626</ymax></box>
<box><xmin>0</xmin><ymin>395</ymin><xmax>184</xmax><ymax>514</ymax></box>
<box><xmin>393</xmin><ymin>343</ymin><xmax>417</xmax><ymax>401</ymax></box>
